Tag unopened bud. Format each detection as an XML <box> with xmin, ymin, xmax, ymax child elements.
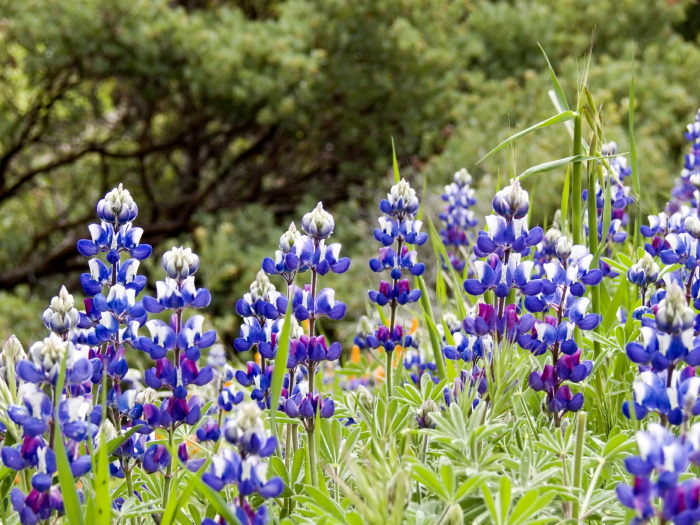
<box><xmin>387</xmin><ymin>469</ymin><xmax>412</xmax><ymax>509</ymax></box>
<box><xmin>453</xmin><ymin>168</ymin><xmax>472</xmax><ymax>186</ymax></box>
<box><xmin>686</xmin><ymin>216</ymin><xmax>700</xmax><ymax>239</ymax></box>
<box><xmin>301</xmin><ymin>202</ymin><xmax>335</xmax><ymax>240</ymax></box>
<box><xmin>279</xmin><ymin>222</ymin><xmax>301</xmax><ymax>252</ymax></box>
<box><xmin>162</xmin><ymin>246</ymin><xmax>200</xmax><ymax>279</ymax></box>
<box><xmin>97</xmin><ymin>183</ymin><xmax>138</xmax><ymax>223</ymax></box>
<box><xmin>357</xmin><ymin>385</ymin><xmax>374</xmax><ymax>410</ymax></box>
<box><xmin>492</xmin><ymin>180</ymin><xmax>529</xmax><ymax>219</ymax></box>
<box><xmin>555</xmin><ymin>236</ymin><xmax>573</xmax><ymax>261</ymax></box>
<box><xmin>416</xmin><ymin>399</ymin><xmax>439</xmax><ymax>429</ymax></box>
<box><xmin>656</xmin><ymin>283</ymin><xmax>694</xmax><ymax>334</ymax></box>
<box><xmin>438</xmin><ymin>504</ymin><xmax>464</xmax><ymax>525</ymax></box>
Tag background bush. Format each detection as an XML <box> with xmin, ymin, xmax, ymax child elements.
<box><xmin>1</xmin><ymin>0</ymin><xmax>699</xmax><ymax>346</ymax></box>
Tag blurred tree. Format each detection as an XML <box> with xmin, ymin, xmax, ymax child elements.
<box><xmin>0</xmin><ymin>0</ymin><xmax>467</xmax><ymax>288</ymax></box>
<box><xmin>2</xmin><ymin>0</ymin><xmax>700</xmax><ymax>347</ymax></box>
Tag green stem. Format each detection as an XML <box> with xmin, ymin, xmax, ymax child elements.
<box><xmin>162</xmin><ymin>425</ymin><xmax>175</xmax><ymax>509</ymax></box>
<box><xmin>307</xmin><ymin>425</ymin><xmax>318</xmax><ymax>487</ymax></box>
<box><xmin>386</xmin><ymin>348</ymin><xmax>393</xmax><ymax>400</ymax></box>
<box><xmin>572</xmin><ymin>113</ymin><xmax>583</xmax><ymax>245</ymax></box>
<box><xmin>572</xmin><ymin>411</ymin><xmax>587</xmax><ymax>521</ymax></box>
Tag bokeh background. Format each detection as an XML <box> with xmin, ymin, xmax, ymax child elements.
<box><xmin>1</xmin><ymin>0</ymin><xmax>699</xmax><ymax>351</ymax></box>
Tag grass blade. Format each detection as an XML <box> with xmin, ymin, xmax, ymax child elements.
<box><xmin>53</xmin><ymin>347</ymin><xmax>86</xmax><ymax>525</ymax></box>
<box><xmin>478</xmin><ymin>111</ymin><xmax>576</xmax><ymax>164</ymax></box>
<box><xmin>268</xmin><ymin>298</ymin><xmax>293</xmax><ymax>435</ymax></box>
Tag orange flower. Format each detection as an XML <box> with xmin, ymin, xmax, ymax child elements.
<box><xmin>351</xmin><ymin>345</ymin><xmax>361</xmax><ymax>363</ymax></box>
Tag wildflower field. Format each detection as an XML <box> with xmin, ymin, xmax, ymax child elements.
<box><xmin>4</xmin><ymin>12</ymin><xmax>700</xmax><ymax>524</ymax></box>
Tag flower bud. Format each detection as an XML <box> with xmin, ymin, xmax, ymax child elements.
<box><xmin>690</xmin><ymin>174</ymin><xmax>700</xmax><ymax>191</ymax></box>
<box><xmin>1</xmin><ymin>335</ymin><xmax>26</xmax><ymax>369</ymax></box>
<box><xmin>438</xmin><ymin>504</ymin><xmax>464</xmax><ymax>525</ymax></box>
<box><xmin>356</xmin><ymin>315</ymin><xmax>375</xmax><ymax>338</ymax></box>
<box><xmin>301</xmin><ymin>202</ymin><xmax>335</xmax><ymax>240</ymax></box>
<box><xmin>492</xmin><ymin>180</ymin><xmax>529</xmax><ymax>219</ymax></box>
<box><xmin>627</xmin><ymin>252</ymin><xmax>660</xmax><ymax>287</ymax></box>
<box><xmin>656</xmin><ymin>283</ymin><xmax>694</xmax><ymax>334</ymax></box>
<box><xmin>97</xmin><ymin>183</ymin><xmax>138</xmax><ymax>223</ymax></box>
<box><xmin>555</xmin><ymin>236</ymin><xmax>573</xmax><ymax>261</ymax></box>
<box><xmin>686</xmin><ymin>216</ymin><xmax>700</xmax><ymax>239</ymax></box>
<box><xmin>453</xmin><ymin>168</ymin><xmax>472</xmax><ymax>187</ymax></box>
<box><xmin>29</xmin><ymin>332</ymin><xmax>70</xmax><ymax>374</ymax></box>
<box><xmin>135</xmin><ymin>387</ymin><xmax>157</xmax><ymax>406</ymax></box>
<box><xmin>162</xmin><ymin>247</ymin><xmax>200</xmax><ymax>280</ymax></box>
<box><xmin>388</xmin><ymin>179</ymin><xmax>419</xmax><ymax>215</ymax></box>
<box><xmin>249</xmin><ymin>270</ymin><xmax>276</xmax><ymax>303</ymax></box>
<box><xmin>545</xmin><ymin>226</ymin><xmax>562</xmax><ymax>246</ymax></box>
<box><xmin>356</xmin><ymin>385</ymin><xmax>374</xmax><ymax>410</ymax></box>
<box><xmin>443</xmin><ymin>312</ymin><xmax>461</xmax><ymax>334</ymax></box>
<box><xmin>0</xmin><ymin>335</ymin><xmax>25</xmax><ymax>391</ymax></box>
<box><xmin>42</xmin><ymin>286</ymin><xmax>81</xmax><ymax>334</ymax></box>
<box><xmin>416</xmin><ymin>398</ymin><xmax>439</xmax><ymax>429</ymax></box>
<box><xmin>279</xmin><ymin>222</ymin><xmax>302</xmax><ymax>252</ymax></box>
<box><xmin>387</xmin><ymin>469</ymin><xmax>412</xmax><ymax>509</ymax></box>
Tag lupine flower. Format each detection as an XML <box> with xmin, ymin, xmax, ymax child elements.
<box><xmin>218</xmin><ymin>385</ymin><xmax>245</xmax><ymax>412</ymax></box>
<box><xmin>283</xmin><ymin>383</ymin><xmax>335</xmax><ymax>420</ymax></box>
<box><xmin>439</xmin><ymin>168</ymin><xmax>478</xmax><ymax>271</ymax></box>
<box><xmin>201</xmin><ymin>449</ymin><xmax>284</xmax><ymax>498</ymax></box>
<box><xmin>162</xmin><ymin>246</ymin><xmax>200</xmax><ymax>280</ymax></box>
<box><xmin>42</xmin><ymin>286</ymin><xmax>81</xmax><ymax>335</ymax></box>
<box><xmin>415</xmin><ymin>399</ymin><xmax>439</xmax><ymax>429</ymax></box>
<box><xmin>222</xmin><ymin>403</ymin><xmax>277</xmax><ymax>457</ymax></box>
<box><xmin>10</xmin><ymin>486</ymin><xmax>65</xmax><ymax>525</ymax></box>
<box><xmin>143</xmin><ymin>443</ymin><xmax>171</xmax><ymax>474</ymax></box>
<box><xmin>628</xmin><ymin>253</ymin><xmax>660</xmax><ymax>288</ymax></box>
<box><xmin>302</xmin><ymin>202</ymin><xmax>335</xmax><ymax>240</ymax></box>
<box><xmin>197</xmin><ymin>419</ymin><xmax>222</xmax><ymax>443</ymax></box>
<box><xmin>17</xmin><ymin>334</ymin><xmax>92</xmax><ymax>386</ymax></box>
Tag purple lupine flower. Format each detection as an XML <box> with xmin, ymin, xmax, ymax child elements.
<box><xmin>143</xmin><ymin>443</ymin><xmax>171</xmax><ymax>474</ymax></box>
<box><xmin>439</xmin><ymin>168</ymin><xmax>478</xmax><ymax>272</ymax></box>
<box><xmin>222</xmin><ymin>403</ymin><xmax>277</xmax><ymax>458</ymax></box>
<box><xmin>16</xmin><ymin>334</ymin><xmax>92</xmax><ymax>386</ymax></box>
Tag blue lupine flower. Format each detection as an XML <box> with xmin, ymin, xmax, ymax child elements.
<box><xmin>218</xmin><ymin>385</ymin><xmax>245</xmax><ymax>412</ymax></box>
<box><xmin>443</xmin><ymin>332</ymin><xmax>492</xmax><ymax>362</ymax></box>
<box><xmin>7</xmin><ymin>385</ymin><xmax>53</xmax><ymax>437</ymax></box>
<box><xmin>143</xmin><ymin>443</ymin><xmax>171</xmax><ymax>474</ymax></box>
<box><xmin>627</xmin><ymin>253</ymin><xmax>660</xmax><ymax>288</ymax></box>
<box><xmin>96</xmin><ymin>183</ymin><xmax>138</xmax><ymax>224</ymax></box>
<box><xmin>177</xmin><ymin>315</ymin><xmax>216</xmax><ymax>361</ymax></box>
<box><xmin>439</xmin><ymin>168</ymin><xmax>478</xmax><ymax>271</ymax></box>
<box><xmin>142</xmin><ymin>395</ymin><xmax>203</xmax><ymax>429</ymax></box>
<box><xmin>380</xmin><ymin>179</ymin><xmax>420</xmax><ymax>217</ymax></box>
<box><xmin>403</xmin><ymin>349</ymin><xmax>438</xmax><ymax>386</ymax></box>
<box><xmin>302</xmin><ymin>202</ymin><xmax>335</xmax><ymax>240</ymax></box>
<box><xmin>236</xmin><ymin>271</ymin><xmax>282</xmax><ymax>322</ymax></box>
<box><xmin>144</xmin><ymin>358</ymin><xmax>213</xmax><ymax>399</ymax></box>
<box><xmin>283</xmin><ymin>383</ymin><xmax>335</xmax><ymax>420</ymax></box>
<box><xmin>17</xmin><ymin>334</ymin><xmax>92</xmax><ymax>386</ymax></box>
<box><xmin>196</xmin><ymin>419</ymin><xmax>221</xmax><ymax>443</ymax></box>
<box><xmin>10</xmin><ymin>486</ymin><xmax>65</xmax><ymax>525</ymax></box>
<box><xmin>623</xmin><ymin>368</ymin><xmax>700</xmax><ymax>425</ymax></box>
<box><xmin>58</xmin><ymin>396</ymin><xmax>100</xmax><ymax>441</ymax></box>
<box><xmin>142</xmin><ymin>276</ymin><xmax>211</xmax><ymax>313</ymax></box>
<box><xmin>136</xmin><ymin>319</ymin><xmax>177</xmax><ymax>360</ymax></box>
<box><xmin>201</xmin><ymin>449</ymin><xmax>284</xmax><ymax>498</ymax></box>
<box><xmin>223</xmin><ymin>403</ymin><xmax>277</xmax><ymax>457</ymax></box>
<box><xmin>42</xmin><ymin>286</ymin><xmax>81</xmax><ymax>335</ymax></box>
